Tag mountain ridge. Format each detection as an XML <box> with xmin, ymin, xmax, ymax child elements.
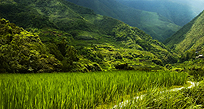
<box><xmin>66</xmin><ymin>0</ymin><xmax>181</xmax><ymax>42</ymax></box>
<box><xmin>0</xmin><ymin>0</ymin><xmax>178</xmax><ymax>73</ymax></box>
<box><xmin>164</xmin><ymin>10</ymin><xmax>204</xmax><ymax>53</ymax></box>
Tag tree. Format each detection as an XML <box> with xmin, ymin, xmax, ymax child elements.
<box><xmin>0</xmin><ymin>18</ymin><xmax>62</xmax><ymax>73</ymax></box>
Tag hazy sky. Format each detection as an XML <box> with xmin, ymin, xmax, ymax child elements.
<box><xmin>119</xmin><ymin>0</ymin><xmax>204</xmax><ymax>14</ymax></box>
<box><xmin>181</xmin><ymin>0</ymin><xmax>204</xmax><ymax>14</ymax></box>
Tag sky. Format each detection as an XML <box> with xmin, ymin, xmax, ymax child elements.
<box><xmin>119</xmin><ymin>0</ymin><xmax>204</xmax><ymax>14</ymax></box>
<box><xmin>168</xmin><ymin>0</ymin><xmax>204</xmax><ymax>12</ymax></box>
<box><xmin>181</xmin><ymin>0</ymin><xmax>204</xmax><ymax>14</ymax></box>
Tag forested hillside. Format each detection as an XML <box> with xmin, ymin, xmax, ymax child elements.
<box><xmin>164</xmin><ymin>11</ymin><xmax>204</xmax><ymax>53</ymax></box>
<box><xmin>2</xmin><ymin>1</ymin><xmax>204</xmax><ymax>109</ymax></box>
<box><xmin>0</xmin><ymin>18</ymin><xmax>62</xmax><ymax>73</ymax></box>
<box><xmin>66</xmin><ymin>0</ymin><xmax>181</xmax><ymax>42</ymax></box>
<box><xmin>0</xmin><ymin>0</ymin><xmax>178</xmax><ymax>73</ymax></box>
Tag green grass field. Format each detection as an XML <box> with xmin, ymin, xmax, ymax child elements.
<box><xmin>0</xmin><ymin>71</ymin><xmax>188</xmax><ymax>109</ymax></box>
<box><xmin>122</xmin><ymin>81</ymin><xmax>204</xmax><ymax>109</ymax></box>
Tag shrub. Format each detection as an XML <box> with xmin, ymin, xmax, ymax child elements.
<box><xmin>0</xmin><ymin>18</ymin><xmax>62</xmax><ymax>73</ymax></box>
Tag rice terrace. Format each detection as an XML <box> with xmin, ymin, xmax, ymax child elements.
<box><xmin>1</xmin><ymin>70</ymin><xmax>204</xmax><ymax>109</ymax></box>
<box><xmin>0</xmin><ymin>71</ymin><xmax>190</xmax><ymax>108</ymax></box>
<box><xmin>1</xmin><ymin>0</ymin><xmax>204</xmax><ymax>108</ymax></box>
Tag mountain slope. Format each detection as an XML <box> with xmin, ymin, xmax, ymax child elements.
<box><xmin>66</xmin><ymin>0</ymin><xmax>181</xmax><ymax>42</ymax></box>
<box><xmin>0</xmin><ymin>0</ymin><xmax>178</xmax><ymax>72</ymax></box>
<box><xmin>164</xmin><ymin>10</ymin><xmax>204</xmax><ymax>53</ymax></box>
<box><xmin>117</xmin><ymin>0</ymin><xmax>196</xmax><ymax>26</ymax></box>
<box><xmin>0</xmin><ymin>18</ymin><xmax>62</xmax><ymax>73</ymax></box>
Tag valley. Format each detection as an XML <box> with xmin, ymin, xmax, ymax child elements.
<box><xmin>1</xmin><ymin>0</ymin><xmax>204</xmax><ymax>108</ymax></box>
<box><xmin>0</xmin><ymin>0</ymin><xmax>178</xmax><ymax>73</ymax></box>
<box><xmin>66</xmin><ymin>0</ymin><xmax>181</xmax><ymax>42</ymax></box>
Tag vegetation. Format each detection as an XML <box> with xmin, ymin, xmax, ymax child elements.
<box><xmin>162</xmin><ymin>9</ymin><xmax>204</xmax><ymax>83</ymax></box>
<box><xmin>0</xmin><ymin>0</ymin><xmax>180</xmax><ymax>73</ymax></box>
<box><xmin>122</xmin><ymin>80</ymin><xmax>204</xmax><ymax>109</ymax></box>
<box><xmin>169</xmin><ymin>59</ymin><xmax>204</xmax><ymax>81</ymax></box>
<box><xmin>66</xmin><ymin>0</ymin><xmax>181</xmax><ymax>42</ymax></box>
<box><xmin>1</xmin><ymin>0</ymin><xmax>204</xmax><ymax>108</ymax></box>
<box><xmin>164</xmin><ymin>10</ymin><xmax>204</xmax><ymax>53</ymax></box>
<box><xmin>0</xmin><ymin>18</ymin><xmax>62</xmax><ymax>73</ymax></box>
<box><xmin>0</xmin><ymin>3</ymin><xmax>57</xmax><ymax>29</ymax></box>
<box><xmin>0</xmin><ymin>71</ymin><xmax>188</xmax><ymax>109</ymax></box>
<box><xmin>0</xmin><ymin>0</ymin><xmax>202</xmax><ymax>73</ymax></box>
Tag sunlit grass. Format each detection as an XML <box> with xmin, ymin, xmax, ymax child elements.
<box><xmin>0</xmin><ymin>71</ymin><xmax>187</xmax><ymax>109</ymax></box>
<box><xmin>123</xmin><ymin>81</ymin><xmax>204</xmax><ymax>109</ymax></box>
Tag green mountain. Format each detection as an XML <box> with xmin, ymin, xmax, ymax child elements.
<box><xmin>66</xmin><ymin>0</ymin><xmax>181</xmax><ymax>42</ymax></box>
<box><xmin>0</xmin><ymin>0</ymin><xmax>178</xmax><ymax>73</ymax></box>
<box><xmin>164</xmin><ymin>10</ymin><xmax>204</xmax><ymax>53</ymax></box>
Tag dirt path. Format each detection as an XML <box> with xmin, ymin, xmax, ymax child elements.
<box><xmin>112</xmin><ymin>81</ymin><xmax>199</xmax><ymax>109</ymax></box>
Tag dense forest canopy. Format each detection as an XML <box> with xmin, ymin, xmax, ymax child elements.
<box><xmin>0</xmin><ymin>0</ymin><xmax>180</xmax><ymax>73</ymax></box>
<box><xmin>0</xmin><ymin>0</ymin><xmax>204</xmax><ymax>73</ymax></box>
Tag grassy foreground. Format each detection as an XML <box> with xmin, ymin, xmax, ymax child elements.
<box><xmin>123</xmin><ymin>81</ymin><xmax>204</xmax><ymax>109</ymax></box>
<box><xmin>0</xmin><ymin>71</ymin><xmax>187</xmax><ymax>109</ymax></box>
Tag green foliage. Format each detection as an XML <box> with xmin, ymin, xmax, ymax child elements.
<box><xmin>171</xmin><ymin>58</ymin><xmax>204</xmax><ymax>81</ymax></box>
<box><xmin>114</xmin><ymin>63</ymin><xmax>134</xmax><ymax>70</ymax></box>
<box><xmin>0</xmin><ymin>71</ymin><xmax>187</xmax><ymax>108</ymax></box>
<box><xmin>179</xmin><ymin>50</ymin><xmax>196</xmax><ymax>62</ymax></box>
<box><xmin>165</xmin><ymin>10</ymin><xmax>204</xmax><ymax>53</ymax></box>
<box><xmin>78</xmin><ymin>47</ymin><xmax>104</xmax><ymax>63</ymax></box>
<box><xmin>165</xmin><ymin>64</ymin><xmax>172</xmax><ymax>70</ymax></box>
<box><xmin>45</xmin><ymin>38</ymin><xmax>80</xmax><ymax>72</ymax></box>
<box><xmin>46</xmin><ymin>43</ymin><xmax>64</xmax><ymax>61</ymax></box>
<box><xmin>125</xmin><ymin>81</ymin><xmax>204</xmax><ymax>109</ymax></box>
<box><xmin>67</xmin><ymin>0</ymin><xmax>181</xmax><ymax>41</ymax></box>
<box><xmin>0</xmin><ymin>18</ymin><xmax>62</xmax><ymax>73</ymax></box>
<box><xmin>184</xmin><ymin>81</ymin><xmax>204</xmax><ymax>105</ymax></box>
<box><xmin>61</xmin><ymin>46</ymin><xmax>80</xmax><ymax>72</ymax></box>
<box><xmin>152</xmin><ymin>59</ymin><xmax>164</xmax><ymax>66</ymax></box>
<box><xmin>0</xmin><ymin>0</ymin><xmax>181</xmax><ymax>72</ymax></box>
<box><xmin>188</xmin><ymin>67</ymin><xmax>204</xmax><ymax>81</ymax></box>
<box><xmin>0</xmin><ymin>3</ymin><xmax>57</xmax><ymax>29</ymax></box>
<box><xmin>136</xmin><ymin>39</ymin><xmax>152</xmax><ymax>51</ymax></box>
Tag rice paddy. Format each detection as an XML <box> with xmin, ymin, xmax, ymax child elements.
<box><xmin>0</xmin><ymin>71</ymin><xmax>188</xmax><ymax>109</ymax></box>
<box><xmin>121</xmin><ymin>81</ymin><xmax>203</xmax><ymax>109</ymax></box>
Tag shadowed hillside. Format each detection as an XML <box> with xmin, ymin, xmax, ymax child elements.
<box><xmin>0</xmin><ymin>0</ymin><xmax>178</xmax><ymax>73</ymax></box>
<box><xmin>164</xmin><ymin>10</ymin><xmax>204</xmax><ymax>53</ymax></box>
<box><xmin>66</xmin><ymin>0</ymin><xmax>181</xmax><ymax>42</ymax></box>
